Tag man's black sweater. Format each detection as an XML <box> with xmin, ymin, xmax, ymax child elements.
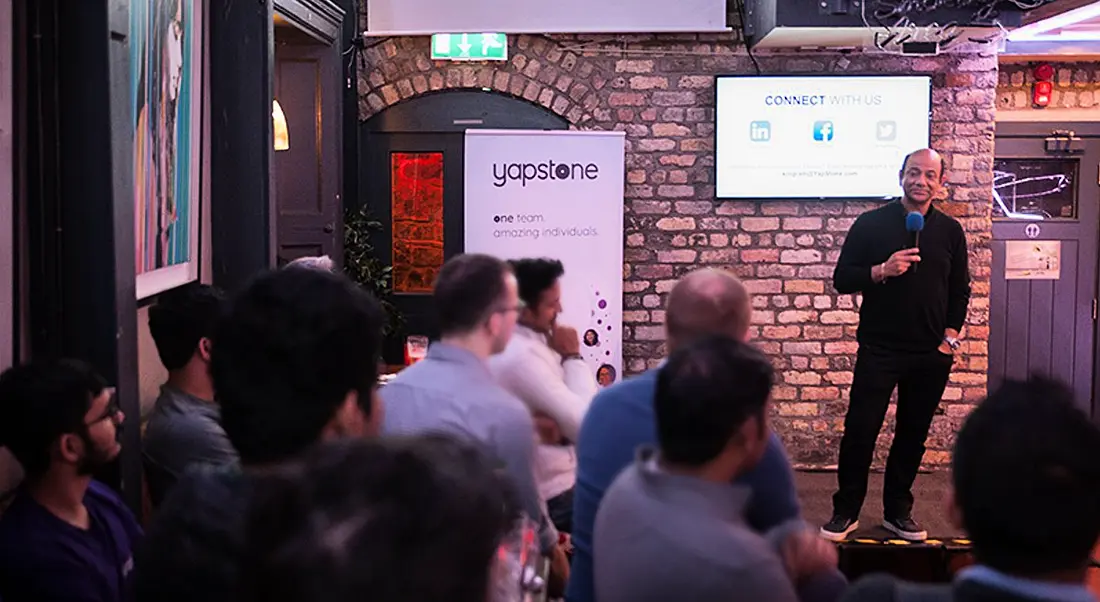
<box><xmin>833</xmin><ymin>200</ymin><xmax>971</xmax><ymax>353</ymax></box>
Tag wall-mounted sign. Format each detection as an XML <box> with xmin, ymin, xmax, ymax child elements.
<box><xmin>430</xmin><ymin>33</ymin><xmax>507</xmax><ymax>61</ymax></box>
<box><xmin>1005</xmin><ymin>240</ymin><xmax>1061</xmax><ymax>280</ymax></box>
<box><xmin>1024</xmin><ymin>223</ymin><xmax>1041</xmax><ymax>239</ymax></box>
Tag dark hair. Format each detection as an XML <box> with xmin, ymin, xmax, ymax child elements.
<box><xmin>952</xmin><ymin>376</ymin><xmax>1100</xmax><ymax>575</ymax></box>
<box><xmin>655</xmin><ymin>336</ymin><xmax>774</xmax><ymax>466</ymax></box>
<box><xmin>149</xmin><ymin>284</ymin><xmax>225</xmax><ymax>371</ymax></box>
<box><xmin>132</xmin><ymin>467</ymin><xmax>248</xmax><ymax>602</ymax></box>
<box><xmin>0</xmin><ymin>359</ymin><xmax>107</xmax><ymax>479</ymax></box>
<box><xmin>240</xmin><ymin>435</ymin><xmax>519</xmax><ymax>602</ymax></box>
<box><xmin>212</xmin><ymin>268</ymin><xmax>384</xmax><ymax>465</ymax></box>
<box><xmin>433</xmin><ymin>254</ymin><xmax>512</xmax><ymax>336</ymax></box>
<box><xmin>509</xmin><ymin>258</ymin><xmax>564</xmax><ymax>310</ymax></box>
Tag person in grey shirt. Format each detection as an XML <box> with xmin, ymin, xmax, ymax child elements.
<box><xmin>594</xmin><ymin>336</ymin><xmax>839</xmax><ymax>602</ymax></box>
<box><xmin>380</xmin><ymin>254</ymin><xmax>569</xmax><ymax>588</ymax></box>
<box><xmin>143</xmin><ymin>284</ymin><xmax>237</xmax><ymax>507</ymax></box>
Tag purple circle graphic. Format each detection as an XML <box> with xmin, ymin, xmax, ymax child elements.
<box><xmin>607</xmin><ymin>325</ymin><xmax>612</xmax><ymax>331</ymax></box>
<box><xmin>597</xmin><ymin>319</ymin><xmax>602</xmax><ymax>325</ymax></box>
<box><xmin>598</xmin><ymin>300</ymin><xmax>608</xmax><ymax>309</ymax></box>
<box><xmin>606</xmin><ymin>351</ymin><xmax>611</xmax><ymax>356</ymax></box>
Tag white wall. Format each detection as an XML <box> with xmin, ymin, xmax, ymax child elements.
<box><xmin>0</xmin><ymin>0</ymin><xmax>13</xmax><ymax>371</ymax></box>
<box><xmin>0</xmin><ymin>0</ymin><xmax>19</xmax><ymax>500</ymax></box>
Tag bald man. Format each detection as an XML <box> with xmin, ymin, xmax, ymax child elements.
<box><xmin>569</xmin><ymin>269</ymin><xmax>843</xmax><ymax>602</ymax></box>
<box><xmin>825</xmin><ymin>148</ymin><xmax>971</xmax><ymax>543</ymax></box>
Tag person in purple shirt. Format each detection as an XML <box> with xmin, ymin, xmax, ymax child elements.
<box><xmin>569</xmin><ymin>269</ymin><xmax>845</xmax><ymax>602</ymax></box>
<box><xmin>0</xmin><ymin>359</ymin><xmax>142</xmax><ymax>602</ymax></box>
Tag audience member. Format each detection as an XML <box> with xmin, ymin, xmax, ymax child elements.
<box><xmin>595</xmin><ymin>336</ymin><xmax>826</xmax><ymax>602</ymax></box>
<box><xmin>380</xmin><ymin>253</ymin><xmax>569</xmax><ymax>584</ymax></box>
<box><xmin>490</xmin><ymin>258</ymin><xmax>597</xmax><ymax>533</ymax></box>
<box><xmin>0</xmin><ymin>360</ymin><xmax>142</xmax><ymax>602</ymax></box>
<box><xmin>143</xmin><ymin>283</ymin><xmax>235</xmax><ymax>507</ymax></box>
<box><xmin>239</xmin><ymin>435</ymin><xmax>520</xmax><ymax>602</ymax></box>
<box><xmin>132</xmin><ymin>267</ymin><xmax>385</xmax><ymax>602</ymax></box>
<box><xmin>568</xmin><ymin>268</ymin><xmax>810</xmax><ymax>602</ymax></box>
<box><xmin>841</xmin><ymin>375</ymin><xmax>1100</xmax><ymax>602</ymax></box>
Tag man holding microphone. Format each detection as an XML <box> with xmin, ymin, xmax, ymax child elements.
<box><xmin>822</xmin><ymin>148</ymin><xmax>971</xmax><ymax>543</ymax></box>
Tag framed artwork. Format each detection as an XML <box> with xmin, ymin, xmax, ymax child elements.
<box><xmin>131</xmin><ymin>0</ymin><xmax>203</xmax><ymax>299</ymax></box>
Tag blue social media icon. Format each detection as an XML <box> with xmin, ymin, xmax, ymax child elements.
<box><xmin>749</xmin><ymin>120</ymin><xmax>771</xmax><ymax>142</ymax></box>
<box><xmin>813</xmin><ymin>120</ymin><xmax>834</xmax><ymax>142</ymax></box>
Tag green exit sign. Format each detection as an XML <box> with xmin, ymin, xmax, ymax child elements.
<box><xmin>431</xmin><ymin>33</ymin><xmax>508</xmax><ymax>61</ymax></box>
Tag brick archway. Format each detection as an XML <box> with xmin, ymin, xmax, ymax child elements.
<box><xmin>357</xmin><ymin>35</ymin><xmax>611</xmax><ymax>126</ymax></box>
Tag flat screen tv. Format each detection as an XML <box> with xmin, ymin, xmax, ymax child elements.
<box><xmin>714</xmin><ymin>75</ymin><xmax>932</xmax><ymax>200</ymax></box>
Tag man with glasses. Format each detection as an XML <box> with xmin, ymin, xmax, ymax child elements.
<box><xmin>381</xmin><ymin>253</ymin><xmax>570</xmax><ymax>591</ymax></box>
<box><xmin>0</xmin><ymin>360</ymin><xmax>142</xmax><ymax>602</ymax></box>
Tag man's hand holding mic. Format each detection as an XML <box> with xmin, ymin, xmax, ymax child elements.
<box><xmin>872</xmin><ymin>248</ymin><xmax>921</xmax><ymax>282</ymax></box>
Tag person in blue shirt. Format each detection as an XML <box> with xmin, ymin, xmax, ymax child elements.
<box><xmin>569</xmin><ymin>268</ymin><xmax>844</xmax><ymax>602</ymax></box>
<box><xmin>841</xmin><ymin>376</ymin><xmax>1100</xmax><ymax>602</ymax></box>
<box><xmin>0</xmin><ymin>360</ymin><xmax>142</xmax><ymax>602</ymax></box>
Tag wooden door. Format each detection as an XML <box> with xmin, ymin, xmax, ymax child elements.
<box><xmin>273</xmin><ymin>37</ymin><xmax>342</xmax><ymax>265</ymax></box>
<box><xmin>989</xmin><ymin>124</ymin><xmax>1100</xmax><ymax>413</ymax></box>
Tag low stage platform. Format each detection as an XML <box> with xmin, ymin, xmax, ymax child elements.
<box><xmin>796</xmin><ymin>471</ymin><xmax>973</xmax><ymax>583</ymax></box>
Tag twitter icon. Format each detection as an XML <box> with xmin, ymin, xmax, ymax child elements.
<box><xmin>876</xmin><ymin>120</ymin><xmax>897</xmax><ymax>141</ymax></box>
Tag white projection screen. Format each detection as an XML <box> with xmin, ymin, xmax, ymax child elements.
<box><xmin>364</xmin><ymin>0</ymin><xmax>728</xmax><ymax>35</ymax></box>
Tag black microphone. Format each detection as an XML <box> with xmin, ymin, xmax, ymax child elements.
<box><xmin>905</xmin><ymin>211</ymin><xmax>924</xmax><ymax>273</ymax></box>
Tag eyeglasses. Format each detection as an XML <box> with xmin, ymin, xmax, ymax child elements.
<box><xmin>493</xmin><ymin>300</ymin><xmax>526</xmax><ymax>315</ymax></box>
<box><xmin>86</xmin><ymin>393</ymin><xmax>122</xmax><ymax>426</ymax></box>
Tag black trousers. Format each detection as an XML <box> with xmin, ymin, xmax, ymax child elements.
<box><xmin>833</xmin><ymin>344</ymin><xmax>954</xmax><ymax>520</ymax></box>
<box><xmin>547</xmin><ymin>487</ymin><xmax>573</xmax><ymax>534</ymax></box>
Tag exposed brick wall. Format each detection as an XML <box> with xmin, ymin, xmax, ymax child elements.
<box><xmin>356</xmin><ymin>32</ymin><xmax>995</xmax><ymax>469</ymax></box>
<box><xmin>998</xmin><ymin>61</ymin><xmax>1100</xmax><ymax>111</ymax></box>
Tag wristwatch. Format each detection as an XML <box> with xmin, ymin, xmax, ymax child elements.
<box><xmin>943</xmin><ymin>336</ymin><xmax>961</xmax><ymax>351</ymax></box>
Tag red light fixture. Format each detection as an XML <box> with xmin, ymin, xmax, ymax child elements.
<box><xmin>1032</xmin><ymin>63</ymin><xmax>1054</xmax><ymax>108</ymax></box>
<box><xmin>1033</xmin><ymin>81</ymin><xmax>1053</xmax><ymax>107</ymax></box>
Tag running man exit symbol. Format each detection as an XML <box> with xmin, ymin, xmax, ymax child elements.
<box><xmin>749</xmin><ymin>120</ymin><xmax>771</xmax><ymax>142</ymax></box>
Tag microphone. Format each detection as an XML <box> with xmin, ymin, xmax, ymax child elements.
<box><xmin>905</xmin><ymin>211</ymin><xmax>924</xmax><ymax>273</ymax></box>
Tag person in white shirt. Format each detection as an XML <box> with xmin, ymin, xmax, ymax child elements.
<box><xmin>490</xmin><ymin>258</ymin><xmax>598</xmax><ymax>533</ymax></box>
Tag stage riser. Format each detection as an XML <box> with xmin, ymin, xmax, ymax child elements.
<box><xmin>838</xmin><ymin>544</ymin><xmax>973</xmax><ymax>583</ymax></box>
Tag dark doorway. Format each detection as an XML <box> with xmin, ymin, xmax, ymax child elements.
<box><xmin>273</xmin><ymin>5</ymin><xmax>344</xmax><ymax>266</ymax></box>
<box><xmin>989</xmin><ymin>122</ymin><xmax>1100</xmax><ymax>417</ymax></box>
<box><xmin>359</xmin><ymin>90</ymin><xmax>568</xmax><ymax>363</ymax></box>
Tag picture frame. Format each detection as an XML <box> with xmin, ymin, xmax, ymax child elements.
<box><xmin>131</xmin><ymin>0</ymin><xmax>204</xmax><ymax>299</ymax></box>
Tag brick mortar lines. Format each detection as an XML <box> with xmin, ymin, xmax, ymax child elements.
<box><xmin>357</xmin><ymin>32</ymin><xmax>996</xmax><ymax>469</ymax></box>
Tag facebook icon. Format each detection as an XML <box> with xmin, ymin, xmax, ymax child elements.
<box><xmin>749</xmin><ymin>120</ymin><xmax>771</xmax><ymax>142</ymax></box>
<box><xmin>813</xmin><ymin>120</ymin><xmax>834</xmax><ymax>142</ymax></box>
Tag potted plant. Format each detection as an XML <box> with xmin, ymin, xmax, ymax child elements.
<box><xmin>343</xmin><ymin>205</ymin><xmax>403</xmax><ymax>337</ymax></box>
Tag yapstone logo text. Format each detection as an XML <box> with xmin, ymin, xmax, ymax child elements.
<box><xmin>492</xmin><ymin>160</ymin><xmax>600</xmax><ymax>187</ymax></box>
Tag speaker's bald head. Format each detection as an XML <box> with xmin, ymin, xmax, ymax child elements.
<box><xmin>665</xmin><ymin>269</ymin><xmax>752</xmax><ymax>352</ymax></box>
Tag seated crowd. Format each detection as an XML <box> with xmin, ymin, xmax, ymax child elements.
<box><xmin>0</xmin><ymin>254</ymin><xmax>1097</xmax><ymax>602</ymax></box>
